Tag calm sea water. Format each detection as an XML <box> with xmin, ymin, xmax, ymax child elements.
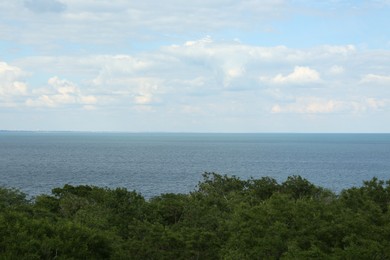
<box><xmin>0</xmin><ymin>132</ymin><xmax>389</xmax><ymax>198</ymax></box>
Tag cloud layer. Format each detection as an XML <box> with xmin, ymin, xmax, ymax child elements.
<box><xmin>1</xmin><ymin>1</ymin><xmax>390</xmax><ymax>132</ymax></box>
<box><xmin>9</xmin><ymin>39</ymin><xmax>390</xmax><ymax>115</ymax></box>
<box><xmin>0</xmin><ymin>62</ymin><xmax>28</xmax><ymax>107</ymax></box>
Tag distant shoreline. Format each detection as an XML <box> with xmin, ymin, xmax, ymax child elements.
<box><xmin>1</xmin><ymin>130</ymin><xmax>389</xmax><ymax>134</ymax></box>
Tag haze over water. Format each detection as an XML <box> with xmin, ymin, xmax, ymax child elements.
<box><xmin>1</xmin><ymin>132</ymin><xmax>389</xmax><ymax>198</ymax></box>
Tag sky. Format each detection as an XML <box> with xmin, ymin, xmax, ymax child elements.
<box><xmin>1</xmin><ymin>0</ymin><xmax>390</xmax><ymax>132</ymax></box>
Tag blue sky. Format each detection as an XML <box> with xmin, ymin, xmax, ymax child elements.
<box><xmin>1</xmin><ymin>0</ymin><xmax>390</xmax><ymax>132</ymax></box>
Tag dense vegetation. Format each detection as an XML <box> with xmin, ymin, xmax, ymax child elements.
<box><xmin>1</xmin><ymin>173</ymin><xmax>390</xmax><ymax>259</ymax></box>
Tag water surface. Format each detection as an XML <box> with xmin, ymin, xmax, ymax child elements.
<box><xmin>1</xmin><ymin>132</ymin><xmax>389</xmax><ymax>198</ymax></box>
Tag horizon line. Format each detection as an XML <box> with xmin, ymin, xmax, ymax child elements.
<box><xmin>1</xmin><ymin>130</ymin><xmax>389</xmax><ymax>134</ymax></box>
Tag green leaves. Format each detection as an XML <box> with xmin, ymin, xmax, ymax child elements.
<box><xmin>1</xmin><ymin>174</ymin><xmax>390</xmax><ymax>259</ymax></box>
<box><xmin>0</xmin><ymin>187</ymin><xmax>29</xmax><ymax>210</ymax></box>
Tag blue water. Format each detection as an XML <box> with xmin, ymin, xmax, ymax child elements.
<box><xmin>0</xmin><ymin>132</ymin><xmax>389</xmax><ymax>198</ymax></box>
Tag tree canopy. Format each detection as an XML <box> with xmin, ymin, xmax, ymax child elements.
<box><xmin>1</xmin><ymin>173</ymin><xmax>390</xmax><ymax>259</ymax></box>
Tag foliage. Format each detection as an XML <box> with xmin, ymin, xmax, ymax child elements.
<box><xmin>1</xmin><ymin>173</ymin><xmax>390</xmax><ymax>259</ymax></box>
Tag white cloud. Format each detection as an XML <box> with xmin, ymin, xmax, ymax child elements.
<box><xmin>0</xmin><ymin>62</ymin><xmax>28</xmax><ymax>106</ymax></box>
<box><xmin>0</xmin><ymin>1</ymin><xmax>289</xmax><ymax>47</ymax></box>
<box><xmin>1</xmin><ymin>0</ymin><xmax>390</xmax><ymax>133</ymax></box>
<box><xmin>91</xmin><ymin>55</ymin><xmax>154</xmax><ymax>86</ymax></box>
<box><xmin>263</xmin><ymin>66</ymin><xmax>321</xmax><ymax>85</ymax></box>
<box><xmin>26</xmin><ymin>76</ymin><xmax>97</xmax><ymax>108</ymax></box>
<box><xmin>366</xmin><ymin>97</ymin><xmax>388</xmax><ymax>110</ymax></box>
<box><xmin>321</xmin><ymin>45</ymin><xmax>356</xmax><ymax>56</ymax></box>
<box><xmin>16</xmin><ymin>42</ymin><xmax>362</xmax><ymax>93</ymax></box>
<box><xmin>79</xmin><ymin>95</ymin><xmax>97</xmax><ymax>104</ymax></box>
<box><xmin>9</xmin><ymin>40</ymin><xmax>390</xmax><ymax>118</ymax></box>
<box><xmin>271</xmin><ymin>97</ymin><xmax>389</xmax><ymax>114</ymax></box>
<box><xmin>132</xmin><ymin>78</ymin><xmax>162</xmax><ymax>105</ymax></box>
<box><xmin>184</xmin><ymin>36</ymin><xmax>213</xmax><ymax>47</ymax></box>
<box><xmin>329</xmin><ymin>65</ymin><xmax>345</xmax><ymax>75</ymax></box>
<box><xmin>360</xmin><ymin>74</ymin><xmax>390</xmax><ymax>84</ymax></box>
<box><xmin>271</xmin><ymin>97</ymin><xmax>341</xmax><ymax>114</ymax></box>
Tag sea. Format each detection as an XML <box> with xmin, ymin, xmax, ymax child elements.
<box><xmin>0</xmin><ymin>132</ymin><xmax>389</xmax><ymax>198</ymax></box>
